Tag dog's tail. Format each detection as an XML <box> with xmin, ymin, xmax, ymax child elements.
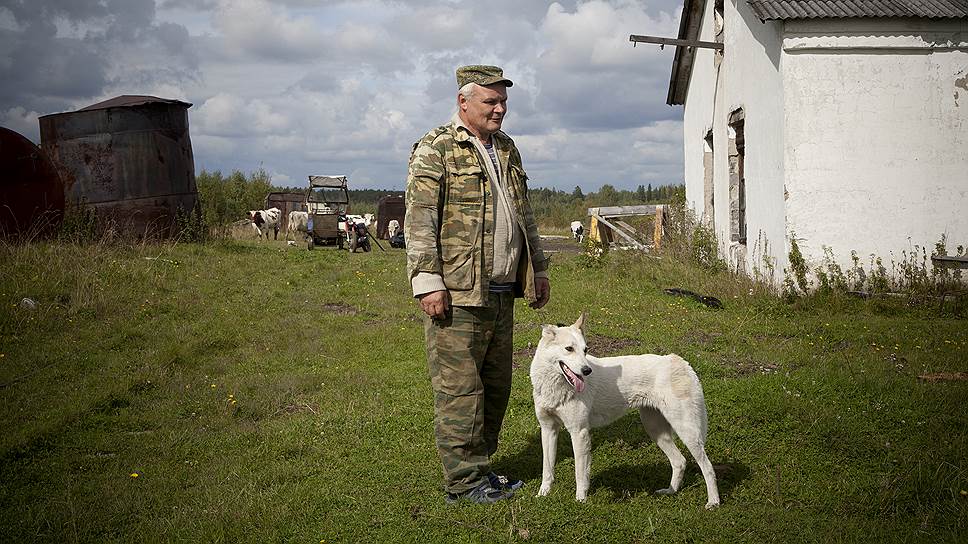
<box><xmin>669</xmin><ymin>354</ymin><xmax>709</xmax><ymax>435</ymax></box>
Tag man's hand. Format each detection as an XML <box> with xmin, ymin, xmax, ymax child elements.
<box><xmin>418</xmin><ymin>290</ymin><xmax>450</xmax><ymax>319</ymax></box>
<box><xmin>530</xmin><ymin>277</ymin><xmax>551</xmax><ymax>309</ymax></box>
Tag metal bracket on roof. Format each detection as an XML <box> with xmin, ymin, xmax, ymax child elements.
<box><xmin>629</xmin><ymin>34</ymin><xmax>724</xmax><ymax>51</ymax></box>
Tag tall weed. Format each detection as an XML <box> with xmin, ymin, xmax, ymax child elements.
<box><xmin>782</xmin><ymin>234</ymin><xmax>966</xmax><ymax>314</ymax></box>
<box><xmin>658</xmin><ymin>198</ymin><xmax>964</xmax><ymax>314</ymax></box>
<box><xmin>662</xmin><ymin>192</ymin><xmax>726</xmax><ymax>273</ymax></box>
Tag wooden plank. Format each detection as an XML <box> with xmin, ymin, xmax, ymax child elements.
<box><xmin>591</xmin><ymin>213</ymin><xmax>645</xmax><ymax>250</ymax></box>
<box><xmin>931</xmin><ymin>255</ymin><xmax>968</xmax><ymax>269</ymax></box>
<box><xmin>614</xmin><ymin>220</ymin><xmax>637</xmax><ymax>233</ymax></box>
<box><xmin>587</xmin><ymin>205</ymin><xmax>658</xmax><ymax>217</ymax></box>
<box><xmin>630</xmin><ymin>34</ymin><xmax>724</xmax><ymax>51</ymax></box>
<box><xmin>614</xmin><ymin>220</ymin><xmax>648</xmax><ymax>245</ymax></box>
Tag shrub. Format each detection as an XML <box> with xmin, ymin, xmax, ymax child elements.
<box><xmin>195</xmin><ymin>169</ymin><xmax>273</xmax><ymax>237</ymax></box>
<box><xmin>576</xmin><ymin>238</ymin><xmax>609</xmax><ymax>269</ymax></box>
<box><xmin>57</xmin><ymin>204</ymin><xmax>99</xmax><ymax>243</ymax></box>
<box><xmin>660</xmin><ymin>191</ymin><xmax>725</xmax><ymax>273</ymax></box>
<box><xmin>175</xmin><ymin>206</ymin><xmax>207</xmax><ymax>243</ymax></box>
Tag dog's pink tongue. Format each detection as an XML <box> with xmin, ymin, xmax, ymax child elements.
<box><xmin>564</xmin><ymin>366</ymin><xmax>585</xmax><ymax>393</ymax></box>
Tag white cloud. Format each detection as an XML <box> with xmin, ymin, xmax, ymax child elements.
<box><xmin>193</xmin><ymin>93</ymin><xmax>248</xmax><ymax>136</ymax></box>
<box><xmin>269</xmin><ymin>171</ymin><xmax>292</xmax><ymax>185</ymax></box>
<box><xmin>193</xmin><ymin>92</ymin><xmax>294</xmax><ymax>137</ymax></box>
<box><xmin>192</xmin><ymin>134</ymin><xmax>238</xmax><ymax>160</ymax></box>
<box><xmin>390</xmin><ymin>5</ymin><xmax>475</xmax><ymax>49</ymax></box>
<box><xmin>3</xmin><ymin>0</ymin><xmax>687</xmax><ymax>191</ymax></box>
<box><xmin>212</xmin><ymin>0</ymin><xmax>326</xmax><ymax>61</ymax></box>
<box><xmin>1</xmin><ymin>107</ymin><xmax>42</xmax><ymax>142</ymax></box>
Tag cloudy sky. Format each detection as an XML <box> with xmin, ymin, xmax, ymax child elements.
<box><xmin>1</xmin><ymin>0</ymin><xmax>685</xmax><ymax>191</ymax></box>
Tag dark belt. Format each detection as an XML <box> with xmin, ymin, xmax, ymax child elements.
<box><xmin>488</xmin><ymin>281</ymin><xmax>515</xmax><ymax>293</ymax></box>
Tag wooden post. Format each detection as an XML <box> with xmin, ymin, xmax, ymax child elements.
<box><xmin>589</xmin><ymin>215</ymin><xmax>602</xmax><ymax>243</ymax></box>
<box><xmin>589</xmin><ymin>215</ymin><xmax>613</xmax><ymax>245</ymax></box>
<box><xmin>653</xmin><ymin>205</ymin><xmax>664</xmax><ymax>250</ymax></box>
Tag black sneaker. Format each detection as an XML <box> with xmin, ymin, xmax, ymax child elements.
<box><xmin>444</xmin><ymin>480</ymin><xmax>514</xmax><ymax>505</ymax></box>
<box><xmin>487</xmin><ymin>472</ymin><xmax>524</xmax><ymax>491</ymax></box>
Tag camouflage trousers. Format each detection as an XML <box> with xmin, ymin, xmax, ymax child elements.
<box><xmin>424</xmin><ymin>291</ymin><xmax>515</xmax><ymax>494</ymax></box>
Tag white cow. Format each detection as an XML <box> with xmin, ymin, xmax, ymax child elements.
<box><xmin>387</xmin><ymin>219</ymin><xmax>400</xmax><ymax>238</ymax></box>
<box><xmin>343</xmin><ymin>213</ymin><xmax>375</xmax><ymax>230</ymax></box>
<box><xmin>286</xmin><ymin>210</ymin><xmax>309</xmax><ymax>241</ymax></box>
<box><xmin>249</xmin><ymin>207</ymin><xmax>282</xmax><ymax>240</ymax></box>
<box><xmin>570</xmin><ymin>220</ymin><xmax>584</xmax><ymax>243</ymax></box>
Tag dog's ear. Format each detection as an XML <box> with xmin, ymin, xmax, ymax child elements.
<box><xmin>574</xmin><ymin>312</ymin><xmax>586</xmax><ymax>334</ymax></box>
<box><xmin>541</xmin><ymin>324</ymin><xmax>556</xmax><ymax>340</ymax></box>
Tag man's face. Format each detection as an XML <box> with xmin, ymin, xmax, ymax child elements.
<box><xmin>458</xmin><ymin>83</ymin><xmax>508</xmax><ymax>139</ymax></box>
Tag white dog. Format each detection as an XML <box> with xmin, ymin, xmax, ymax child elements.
<box><xmin>530</xmin><ymin>313</ymin><xmax>720</xmax><ymax>508</ymax></box>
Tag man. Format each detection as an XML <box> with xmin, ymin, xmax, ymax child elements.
<box><xmin>405</xmin><ymin>65</ymin><xmax>551</xmax><ymax>504</ymax></box>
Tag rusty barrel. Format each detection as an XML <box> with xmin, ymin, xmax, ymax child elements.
<box><xmin>0</xmin><ymin>127</ymin><xmax>65</xmax><ymax>238</ymax></box>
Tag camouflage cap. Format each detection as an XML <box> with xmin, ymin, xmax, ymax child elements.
<box><xmin>456</xmin><ymin>65</ymin><xmax>514</xmax><ymax>89</ymax></box>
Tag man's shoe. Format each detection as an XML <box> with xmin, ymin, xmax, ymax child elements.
<box><xmin>487</xmin><ymin>472</ymin><xmax>524</xmax><ymax>492</ymax></box>
<box><xmin>444</xmin><ymin>480</ymin><xmax>514</xmax><ymax>505</ymax></box>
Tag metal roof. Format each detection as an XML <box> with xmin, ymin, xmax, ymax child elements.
<box><xmin>77</xmin><ymin>95</ymin><xmax>192</xmax><ymax>112</ymax></box>
<box><xmin>747</xmin><ymin>0</ymin><xmax>968</xmax><ymax>20</ymax></box>
<box><xmin>667</xmin><ymin>0</ymin><xmax>707</xmax><ymax>105</ymax></box>
<box><xmin>667</xmin><ymin>0</ymin><xmax>967</xmax><ymax>104</ymax></box>
<box><xmin>308</xmin><ymin>175</ymin><xmax>348</xmax><ymax>188</ymax></box>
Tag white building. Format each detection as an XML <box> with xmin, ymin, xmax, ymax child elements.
<box><xmin>668</xmin><ymin>0</ymin><xmax>968</xmax><ymax>283</ymax></box>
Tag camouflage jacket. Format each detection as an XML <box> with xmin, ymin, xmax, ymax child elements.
<box><xmin>405</xmin><ymin>120</ymin><xmax>549</xmax><ymax>307</ymax></box>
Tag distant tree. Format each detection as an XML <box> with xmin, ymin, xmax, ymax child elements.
<box><xmin>647</xmin><ymin>183</ymin><xmax>653</xmax><ymax>202</ymax></box>
<box><xmin>636</xmin><ymin>184</ymin><xmax>646</xmax><ymax>201</ymax></box>
<box><xmin>572</xmin><ymin>185</ymin><xmax>584</xmax><ymax>199</ymax></box>
<box><xmin>195</xmin><ymin>168</ymin><xmax>273</xmax><ymax>231</ymax></box>
<box><xmin>597</xmin><ymin>184</ymin><xmax>618</xmax><ymax>203</ymax></box>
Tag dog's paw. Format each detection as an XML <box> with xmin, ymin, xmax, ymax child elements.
<box><xmin>654</xmin><ymin>488</ymin><xmax>677</xmax><ymax>496</ymax></box>
<box><xmin>537</xmin><ymin>486</ymin><xmax>551</xmax><ymax>497</ymax></box>
<box><xmin>704</xmin><ymin>501</ymin><xmax>720</xmax><ymax>510</ymax></box>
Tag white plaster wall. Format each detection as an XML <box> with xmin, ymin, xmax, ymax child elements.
<box><xmin>682</xmin><ymin>1</ymin><xmax>786</xmax><ymax>280</ymax></box>
<box><xmin>682</xmin><ymin>1</ymin><xmax>719</xmax><ymax>220</ymax></box>
<box><xmin>681</xmin><ymin>1</ymin><xmax>785</xmax><ymax>276</ymax></box>
<box><xmin>718</xmin><ymin>0</ymin><xmax>785</xmax><ymax>278</ymax></box>
<box><xmin>783</xmin><ymin>18</ymin><xmax>968</xmax><ymax>275</ymax></box>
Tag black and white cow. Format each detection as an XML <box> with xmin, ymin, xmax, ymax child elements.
<box><xmin>249</xmin><ymin>207</ymin><xmax>282</xmax><ymax>240</ymax></box>
<box><xmin>570</xmin><ymin>220</ymin><xmax>584</xmax><ymax>243</ymax></box>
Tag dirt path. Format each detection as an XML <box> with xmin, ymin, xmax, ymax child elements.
<box><xmin>539</xmin><ymin>235</ymin><xmax>582</xmax><ymax>254</ymax></box>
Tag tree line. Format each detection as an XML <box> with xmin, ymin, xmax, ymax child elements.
<box><xmin>195</xmin><ymin>168</ymin><xmax>684</xmax><ymax>231</ymax></box>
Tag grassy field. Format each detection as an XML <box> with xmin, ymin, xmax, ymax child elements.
<box><xmin>1</xmin><ymin>238</ymin><xmax>966</xmax><ymax>543</ymax></box>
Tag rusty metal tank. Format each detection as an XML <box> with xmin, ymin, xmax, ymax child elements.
<box><xmin>39</xmin><ymin>95</ymin><xmax>198</xmax><ymax>238</ymax></box>
<box><xmin>0</xmin><ymin>126</ymin><xmax>65</xmax><ymax>237</ymax></box>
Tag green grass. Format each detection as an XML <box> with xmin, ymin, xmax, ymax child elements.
<box><xmin>1</xmin><ymin>239</ymin><xmax>966</xmax><ymax>543</ymax></box>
